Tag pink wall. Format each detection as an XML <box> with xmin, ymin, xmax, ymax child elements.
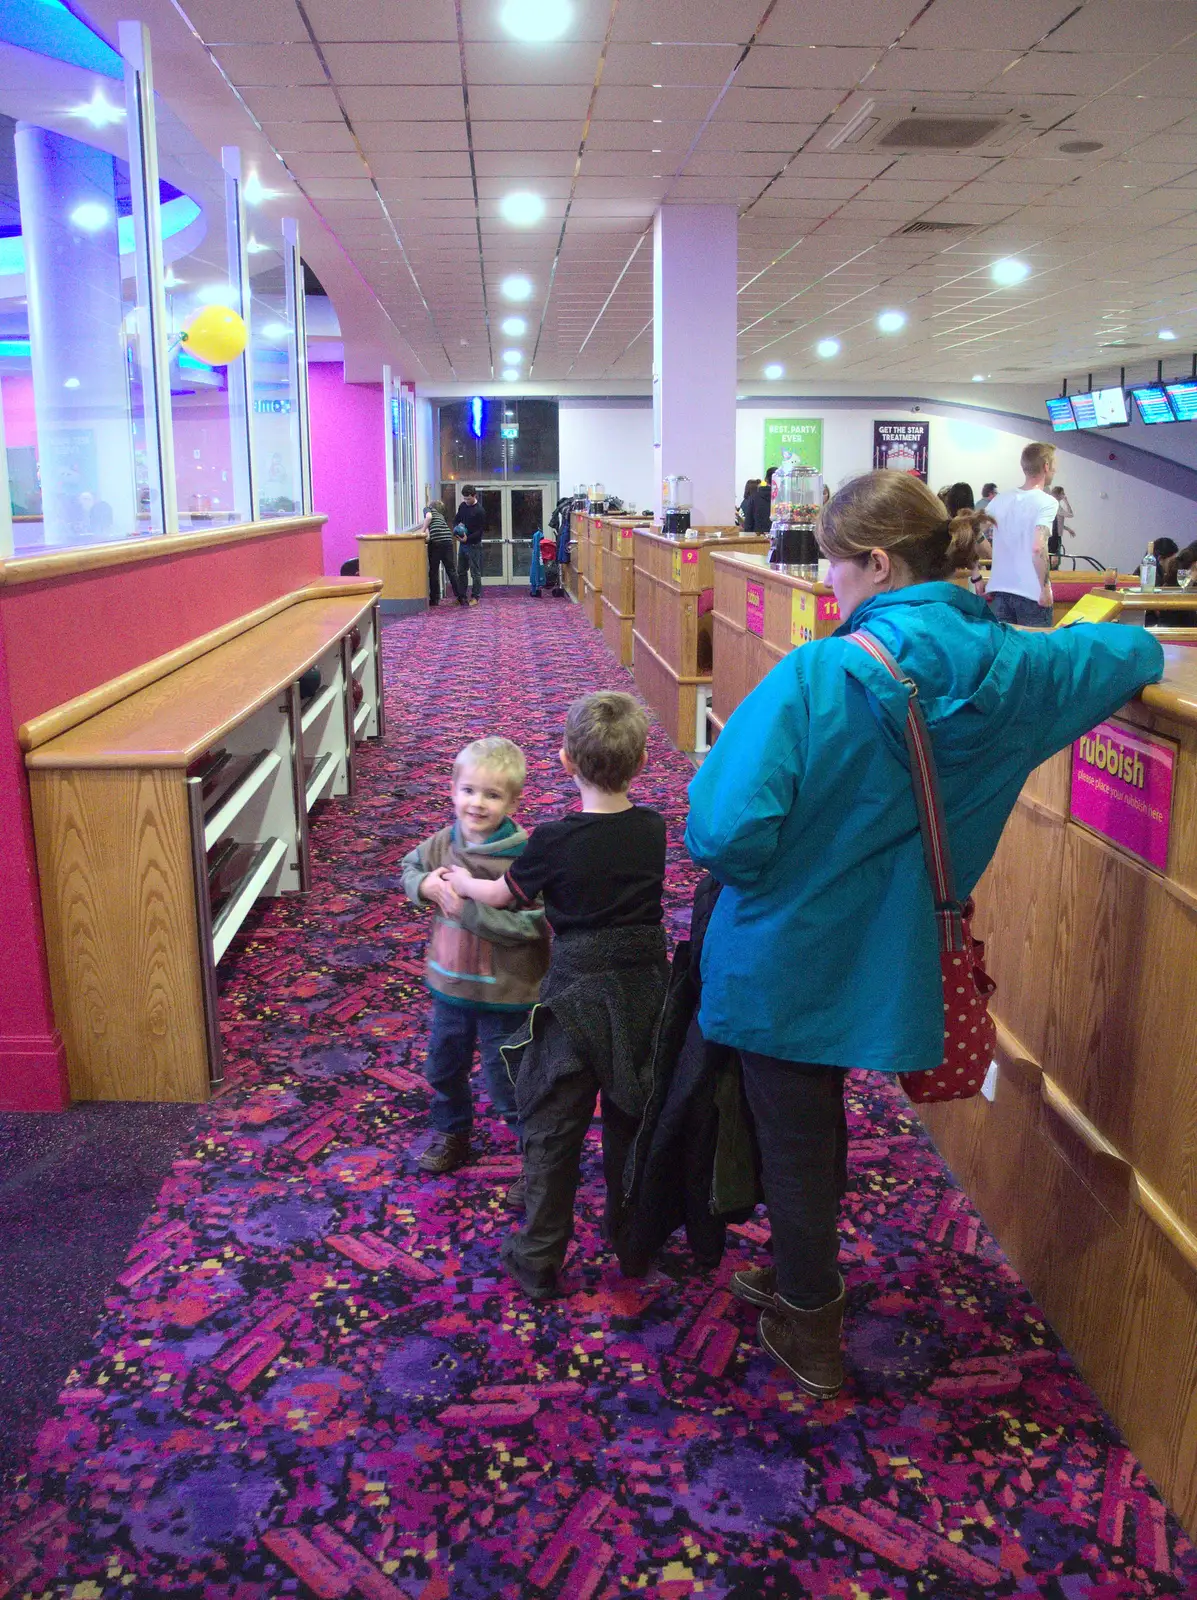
<box><xmin>309</xmin><ymin>364</ymin><xmax>386</xmax><ymax>574</ymax></box>
<box><xmin>0</xmin><ymin>521</ymin><xmax>326</xmax><ymax>1110</ymax></box>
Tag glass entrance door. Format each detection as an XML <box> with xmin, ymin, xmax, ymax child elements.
<box><xmin>442</xmin><ymin>481</ymin><xmax>556</xmax><ymax>585</ymax></box>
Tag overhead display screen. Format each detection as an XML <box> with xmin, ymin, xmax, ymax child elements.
<box><xmin>1092</xmin><ymin>387</ymin><xmax>1129</xmax><ymax>426</ymax></box>
<box><xmin>1046</xmin><ymin>396</ymin><xmax>1077</xmax><ymax>431</ymax></box>
<box><xmin>1130</xmin><ymin>386</ymin><xmax>1177</xmax><ymax>425</ymax></box>
<box><xmin>1069</xmin><ymin>391</ymin><xmax>1099</xmax><ymax>427</ymax></box>
<box><xmin>1165</xmin><ymin>380</ymin><xmax>1197</xmax><ymax>421</ymax></box>
<box><xmin>1069</xmin><ymin>388</ymin><xmax>1129</xmax><ymax>427</ymax></box>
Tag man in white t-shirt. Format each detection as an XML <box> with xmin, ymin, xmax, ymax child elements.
<box><xmin>985</xmin><ymin>443</ymin><xmax>1058</xmax><ymax>626</ymax></box>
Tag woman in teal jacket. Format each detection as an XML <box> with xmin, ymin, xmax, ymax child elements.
<box><xmin>685</xmin><ymin>470</ymin><xmax>1163</xmax><ymax>1400</ymax></box>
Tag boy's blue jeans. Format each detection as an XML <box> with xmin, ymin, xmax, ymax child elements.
<box><xmin>424</xmin><ymin>998</ymin><xmax>521</xmax><ymax>1136</ymax></box>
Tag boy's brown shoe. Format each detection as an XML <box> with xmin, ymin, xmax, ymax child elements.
<box><xmin>418</xmin><ymin>1132</ymin><xmax>472</xmax><ymax>1173</ymax></box>
<box><xmin>757</xmin><ymin>1279</ymin><xmax>846</xmax><ymax>1399</ymax></box>
<box><xmin>730</xmin><ymin>1264</ymin><xmax>776</xmax><ymax>1308</ymax></box>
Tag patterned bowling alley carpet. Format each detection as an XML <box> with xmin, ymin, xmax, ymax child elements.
<box><xmin>2</xmin><ymin>593</ymin><xmax>1194</xmax><ymax>1600</ymax></box>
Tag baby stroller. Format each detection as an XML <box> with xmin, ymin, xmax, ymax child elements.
<box><xmin>529</xmin><ymin>530</ymin><xmax>566</xmax><ymax>598</ymax></box>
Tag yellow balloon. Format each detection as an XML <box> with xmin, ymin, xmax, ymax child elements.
<box><xmin>183</xmin><ymin>304</ymin><xmax>248</xmax><ymax>366</ymax></box>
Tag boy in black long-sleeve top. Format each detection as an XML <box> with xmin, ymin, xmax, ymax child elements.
<box><xmin>447</xmin><ymin>692</ymin><xmax>669</xmax><ymax>1300</ymax></box>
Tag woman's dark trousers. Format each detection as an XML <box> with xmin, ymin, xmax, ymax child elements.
<box><xmin>740</xmin><ymin>1052</ymin><xmax>848</xmax><ymax>1309</ymax></box>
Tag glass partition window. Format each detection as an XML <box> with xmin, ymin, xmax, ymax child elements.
<box><xmin>1</xmin><ymin>108</ymin><xmax>151</xmax><ymax>553</ymax></box>
<box><xmin>250</xmin><ymin>229</ymin><xmax>302</xmax><ymax>518</ymax></box>
<box><xmin>438</xmin><ymin>398</ymin><xmax>558</xmax><ymax>485</ymax></box>
<box><xmin>155</xmin><ymin>99</ymin><xmax>246</xmax><ymax>529</ymax></box>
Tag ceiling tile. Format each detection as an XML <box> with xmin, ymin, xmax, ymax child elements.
<box><xmin>321</xmin><ymin>42</ymin><xmax>462</xmax><ymax>84</ymax></box>
<box><xmin>302</xmin><ymin>0</ymin><xmax>457</xmax><ymax>40</ymax></box>
<box><xmin>210</xmin><ymin>42</ymin><xmax>324</xmax><ymax>84</ymax></box>
<box><xmin>340</xmin><ymin>85</ymin><xmax>464</xmax><ymax>119</ymax></box>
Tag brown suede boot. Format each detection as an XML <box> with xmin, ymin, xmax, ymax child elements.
<box><xmin>757</xmin><ymin>1278</ymin><xmax>846</xmax><ymax>1398</ymax></box>
<box><xmin>730</xmin><ymin>1264</ymin><xmax>776</xmax><ymax>1309</ymax></box>
<box><xmin>418</xmin><ymin>1132</ymin><xmax>472</xmax><ymax>1174</ymax></box>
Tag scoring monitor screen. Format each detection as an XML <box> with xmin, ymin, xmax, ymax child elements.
<box><xmin>1165</xmin><ymin>380</ymin><xmax>1197</xmax><ymax>421</ymax></box>
<box><xmin>1045</xmin><ymin>396</ymin><xmax>1077</xmax><ymax>431</ymax></box>
<box><xmin>1069</xmin><ymin>391</ymin><xmax>1098</xmax><ymax>427</ymax></box>
<box><xmin>1130</xmin><ymin>385</ymin><xmax>1177</xmax><ymax>425</ymax></box>
<box><xmin>1069</xmin><ymin>388</ymin><xmax>1128</xmax><ymax>427</ymax></box>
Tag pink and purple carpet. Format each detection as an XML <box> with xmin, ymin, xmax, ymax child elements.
<box><xmin>2</xmin><ymin>593</ymin><xmax>1194</xmax><ymax>1599</ymax></box>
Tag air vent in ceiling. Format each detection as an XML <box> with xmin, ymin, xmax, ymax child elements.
<box><xmin>827</xmin><ymin>97</ymin><xmax>1047</xmax><ymax>155</ymax></box>
<box><xmin>880</xmin><ymin>116</ymin><xmax>1006</xmax><ymax>150</ymax></box>
<box><xmin>897</xmin><ymin>220</ymin><xmax>973</xmax><ymax>235</ymax></box>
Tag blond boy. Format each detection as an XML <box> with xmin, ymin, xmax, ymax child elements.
<box><xmin>400</xmin><ymin>737</ymin><xmax>550</xmax><ymax>1173</ymax></box>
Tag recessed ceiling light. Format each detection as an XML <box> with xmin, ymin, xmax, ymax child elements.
<box><xmin>501</xmin><ymin>348</ymin><xmax>523</xmax><ymax>364</ymax></box>
<box><xmin>1159</xmin><ymin>329</ymin><xmax>1177</xmax><ymax>340</ymax></box>
<box><xmin>63</xmin><ymin>376</ymin><xmax>80</xmax><ymax>389</ymax></box>
<box><xmin>501</xmin><ymin>316</ymin><xmax>527</xmax><ymax>336</ymax></box>
<box><xmin>877</xmin><ymin>309</ymin><xmax>906</xmax><ymax>334</ymax></box>
<box><xmin>652</xmin><ymin>82</ymin><xmax>663</xmax><ymax>88</ymax></box>
<box><xmin>816</xmin><ymin>337</ymin><xmax>840</xmax><ymax>359</ymax></box>
<box><xmin>499</xmin><ymin>0</ymin><xmax>570</xmax><ymax>42</ymax></box>
<box><xmin>764</xmin><ymin>363</ymin><xmax>784</xmax><ymax>380</ymax></box>
<box><xmin>499</xmin><ymin>191</ymin><xmax>546</xmax><ymax>227</ymax></box>
<box><xmin>69</xmin><ymin>201</ymin><xmax>110</xmax><ymax>232</ymax></box>
<box><xmin>501</xmin><ymin>275</ymin><xmax>533</xmax><ymax>302</ymax></box>
<box><xmin>651</xmin><ymin>148</ymin><xmax>662</xmax><ymax>154</ymax></box>
<box><xmin>991</xmin><ymin>257</ymin><xmax>1030</xmax><ymax>286</ymax></box>
<box><xmin>502</xmin><ymin>367</ymin><xmax>521</xmax><ymax>381</ymax></box>
<box><xmin>972</xmin><ymin>373</ymin><xmax>986</xmax><ymax>381</ymax></box>
<box><xmin>652</xmin><ymin>118</ymin><xmax>663</xmax><ymax>124</ymax></box>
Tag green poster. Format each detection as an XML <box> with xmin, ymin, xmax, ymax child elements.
<box><xmin>763</xmin><ymin>417</ymin><xmax>823</xmax><ymax>475</ymax></box>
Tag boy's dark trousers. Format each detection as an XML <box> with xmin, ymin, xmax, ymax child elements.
<box><xmin>428</xmin><ymin>538</ymin><xmax>463</xmax><ymax>604</ymax></box>
<box><xmin>501</xmin><ymin>1067</ymin><xmax>639</xmax><ymax>1291</ymax></box>
<box><xmin>423</xmin><ymin>998</ymin><xmax>521</xmax><ymax>1135</ymax></box>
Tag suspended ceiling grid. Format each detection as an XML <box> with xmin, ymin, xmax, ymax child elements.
<box><xmin>173</xmin><ymin>0</ymin><xmax>1197</xmax><ymax>385</ymax></box>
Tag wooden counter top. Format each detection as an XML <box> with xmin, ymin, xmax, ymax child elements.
<box><xmin>28</xmin><ymin>584</ymin><xmax>380</xmax><ymax>769</ymax></box>
<box><xmin>710</xmin><ymin>548</ymin><xmax>836</xmax><ymax>596</ymax></box>
<box><xmin>1142</xmin><ymin>644</ymin><xmax>1197</xmax><ymax>728</ymax></box>
<box><xmin>358</xmin><ymin>528</ymin><xmax>427</xmax><ymax>541</ymax></box>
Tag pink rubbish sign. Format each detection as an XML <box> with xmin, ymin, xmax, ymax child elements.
<box><xmin>1070</xmin><ymin>719</ymin><xmax>1175</xmax><ymax>873</ymax></box>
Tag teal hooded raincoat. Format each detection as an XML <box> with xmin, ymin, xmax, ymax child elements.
<box><xmin>685</xmin><ymin>583</ymin><xmax>1163</xmax><ymax>1075</ymax></box>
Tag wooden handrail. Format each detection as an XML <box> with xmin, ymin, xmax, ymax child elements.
<box><xmin>20</xmin><ymin>579</ymin><xmax>380</xmax><ymax>753</ymax></box>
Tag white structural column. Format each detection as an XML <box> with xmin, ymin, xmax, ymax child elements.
<box><xmin>652</xmin><ymin>205</ymin><xmax>737</xmax><ymax>526</ymax></box>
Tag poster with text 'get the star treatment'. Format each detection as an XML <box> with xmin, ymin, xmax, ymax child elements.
<box><xmin>764</xmin><ymin>418</ymin><xmax>823</xmax><ymax>475</ymax></box>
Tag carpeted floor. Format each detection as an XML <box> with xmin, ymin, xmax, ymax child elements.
<box><xmin>2</xmin><ymin>592</ymin><xmax>1194</xmax><ymax>1600</ymax></box>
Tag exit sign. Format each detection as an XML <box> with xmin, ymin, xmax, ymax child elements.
<box><xmin>501</xmin><ymin>422</ymin><xmax>519</xmax><ymax>440</ymax></box>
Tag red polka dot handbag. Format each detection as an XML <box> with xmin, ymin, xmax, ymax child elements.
<box><xmin>851</xmin><ymin>630</ymin><xmax>997</xmax><ymax>1102</ymax></box>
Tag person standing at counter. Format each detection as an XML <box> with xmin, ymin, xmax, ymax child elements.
<box><xmin>985</xmin><ymin>443</ymin><xmax>1058</xmax><ymax>625</ymax></box>
<box><xmin>685</xmin><ymin>469</ymin><xmax>1163</xmax><ymax>1400</ymax></box>
<box><xmin>424</xmin><ymin>500</ymin><xmax>467</xmax><ymax>608</ymax></box>
<box><xmin>742</xmin><ymin>468</ymin><xmax>776</xmax><ymax>533</ymax></box>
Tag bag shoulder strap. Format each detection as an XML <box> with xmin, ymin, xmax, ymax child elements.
<box><xmin>849</xmin><ymin>630</ymin><xmax>964</xmax><ymax>940</ymax></box>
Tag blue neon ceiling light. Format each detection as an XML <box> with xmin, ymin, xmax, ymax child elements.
<box><xmin>470</xmin><ymin>395</ymin><xmax>484</xmax><ymax>438</ymax></box>
<box><xmin>0</xmin><ymin>0</ymin><xmax>123</xmax><ymax>79</ymax></box>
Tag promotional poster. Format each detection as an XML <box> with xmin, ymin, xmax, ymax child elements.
<box><xmin>872</xmin><ymin>421</ymin><xmax>929</xmax><ymax>482</ymax></box>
